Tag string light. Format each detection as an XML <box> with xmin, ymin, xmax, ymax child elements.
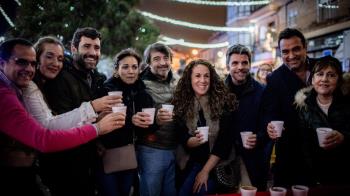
<box><xmin>0</xmin><ymin>5</ymin><xmax>15</xmax><ymax>27</ymax></box>
<box><xmin>14</xmin><ymin>0</ymin><xmax>22</xmax><ymax>6</ymax></box>
<box><xmin>139</xmin><ymin>10</ymin><xmax>252</xmax><ymax>32</ymax></box>
<box><xmin>318</xmin><ymin>4</ymin><xmax>339</xmax><ymax>9</ymax></box>
<box><xmin>171</xmin><ymin>0</ymin><xmax>270</xmax><ymax>6</ymax></box>
<box><xmin>159</xmin><ymin>36</ymin><xmax>229</xmax><ymax>48</ymax></box>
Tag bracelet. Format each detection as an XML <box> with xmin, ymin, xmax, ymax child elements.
<box><xmin>93</xmin><ymin>123</ymin><xmax>101</xmax><ymax>136</ymax></box>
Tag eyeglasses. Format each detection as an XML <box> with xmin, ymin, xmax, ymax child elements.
<box><xmin>10</xmin><ymin>56</ymin><xmax>37</xmax><ymax>68</ymax></box>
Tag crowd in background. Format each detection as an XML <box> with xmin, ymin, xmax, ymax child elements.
<box><xmin>0</xmin><ymin>26</ymin><xmax>350</xmax><ymax>196</ymax></box>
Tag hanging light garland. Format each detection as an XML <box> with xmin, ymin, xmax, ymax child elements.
<box><xmin>139</xmin><ymin>10</ymin><xmax>252</xmax><ymax>32</ymax></box>
<box><xmin>171</xmin><ymin>0</ymin><xmax>270</xmax><ymax>6</ymax></box>
<box><xmin>159</xmin><ymin>36</ymin><xmax>229</xmax><ymax>48</ymax></box>
<box><xmin>0</xmin><ymin>5</ymin><xmax>15</xmax><ymax>27</ymax></box>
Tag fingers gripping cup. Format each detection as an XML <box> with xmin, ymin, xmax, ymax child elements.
<box><xmin>316</xmin><ymin>127</ymin><xmax>333</xmax><ymax>147</ymax></box>
<box><xmin>197</xmin><ymin>126</ymin><xmax>209</xmax><ymax>143</ymax></box>
<box><xmin>142</xmin><ymin>108</ymin><xmax>156</xmax><ymax>124</ymax></box>
<box><xmin>271</xmin><ymin>121</ymin><xmax>284</xmax><ymax>137</ymax></box>
<box><xmin>240</xmin><ymin>132</ymin><xmax>253</xmax><ymax>149</ymax></box>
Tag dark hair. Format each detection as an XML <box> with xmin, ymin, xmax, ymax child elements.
<box><xmin>278</xmin><ymin>28</ymin><xmax>306</xmax><ymax>49</ymax></box>
<box><xmin>312</xmin><ymin>55</ymin><xmax>343</xmax><ymax>86</ymax></box>
<box><xmin>172</xmin><ymin>59</ymin><xmax>237</xmax><ymax>120</ymax></box>
<box><xmin>0</xmin><ymin>38</ymin><xmax>33</xmax><ymax>61</ymax></box>
<box><xmin>226</xmin><ymin>44</ymin><xmax>251</xmax><ymax>66</ymax></box>
<box><xmin>71</xmin><ymin>27</ymin><xmax>101</xmax><ymax>49</ymax></box>
<box><xmin>113</xmin><ymin>48</ymin><xmax>142</xmax><ymax>69</ymax></box>
<box><xmin>34</xmin><ymin>36</ymin><xmax>64</xmax><ymax>62</ymax></box>
<box><xmin>144</xmin><ymin>42</ymin><xmax>172</xmax><ymax>64</ymax></box>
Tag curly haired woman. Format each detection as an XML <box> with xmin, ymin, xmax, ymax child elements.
<box><xmin>173</xmin><ymin>59</ymin><xmax>238</xmax><ymax>195</ymax></box>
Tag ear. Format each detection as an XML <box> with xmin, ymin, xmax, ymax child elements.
<box><xmin>0</xmin><ymin>59</ymin><xmax>5</xmax><ymax>71</ymax></box>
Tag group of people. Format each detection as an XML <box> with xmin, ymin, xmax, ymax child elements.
<box><xmin>0</xmin><ymin>26</ymin><xmax>349</xmax><ymax>196</ymax></box>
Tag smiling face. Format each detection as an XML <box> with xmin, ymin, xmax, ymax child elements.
<box><xmin>228</xmin><ymin>53</ymin><xmax>251</xmax><ymax>85</ymax></box>
<box><xmin>312</xmin><ymin>66</ymin><xmax>339</xmax><ymax>97</ymax></box>
<box><xmin>191</xmin><ymin>64</ymin><xmax>210</xmax><ymax>97</ymax></box>
<box><xmin>0</xmin><ymin>45</ymin><xmax>36</xmax><ymax>88</ymax></box>
<box><xmin>280</xmin><ymin>36</ymin><xmax>307</xmax><ymax>71</ymax></box>
<box><xmin>149</xmin><ymin>51</ymin><xmax>171</xmax><ymax>80</ymax></box>
<box><xmin>71</xmin><ymin>36</ymin><xmax>101</xmax><ymax>71</ymax></box>
<box><xmin>39</xmin><ymin>43</ymin><xmax>64</xmax><ymax>80</ymax></box>
<box><xmin>117</xmin><ymin>56</ymin><xmax>139</xmax><ymax>85</ymax></box>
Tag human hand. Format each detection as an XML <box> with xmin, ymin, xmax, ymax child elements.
<box><xmin>132</xmin><ymin>112</ymin><xmax>152</xmax><ymax>128</ymax></box>
<box><xmin>187</xmin><ymin>131</ymin><xmax>204</xmax><ymax>148</ymax></box>
<box><xmin>246</xmin><ymin>134</ymin><xmax>257</xmax><ymax>149</ymax></box>
<box><xmin>323</xmin><ymin>130</ymin><xmax>344</xmax><ymax>149</ymax></box>
<box><xmin>192</xmin><ymin>169</ymin><xmax>209</xmax><ymax>193</ymax></box>
<box><xmin>92</xmin><ymin>95</ymin><xmax>123</xmax><ymax>112</ymax></box>
<box><xmin>97</xmin><ymin>112</ymin><xmax>125</xmax><ymax>135</ymax></box>
<box><xmin>267</xmin><ymin>122</ymin><xmax>278</xmax><ymax>140</ymax></box>
<box><xmin>156</xmin><ymin>108</ymin><xmax>173</xmax><ymax>125</ymax></box>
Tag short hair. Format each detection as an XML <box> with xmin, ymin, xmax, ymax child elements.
<box><xmin>113</xmin><ymin>48</ymin><xmax>142</xmax><ymax>69</ymax></box>
<box><xmin>144</xmin><ymin>42</ymin><xmax>172</xmax><ymax>64</ymax></box>
<box><xmin>278</xmin><ymin>28</ymin><xmax>306</xmax><ymax>49</ymax></box>
<box><xmin>71</xmin><ymin>27</ymin><xmax>101</xmax><ymax>49</ymax></box>
<box><xmin>312</xmin><ymin>55</ymin><xmax>343</xmax><ymax>86</ymax></box>
<box><xmin>0</xmin><ymin>38</ymin><xmax>33</xmax><ymax>61</ymax></box>
<box><xmin>34</xmin><ymin>36</ymin><xmax>64</xmax><ymax>62</ymax></box>
<box><xmin>226</xmin><ymin>44</ymin><xmax>252</xmax><ymax>66</ymax></box>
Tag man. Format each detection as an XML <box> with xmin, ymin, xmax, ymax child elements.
<box><xmin>224</xmin><ymin>44</ymin><xmax>269</xmax><ymax>190</ymax></box>
<box><xmin>133</xmin><ymin>42</ymin><xmax>179</xmax><ymax>196</ymax></box>
<box><xmin>261</xmin><ymin>28</ymin><xmax>317</xmax><ymax>187</ymax></box>
<box><xmin>40</xmin><ymin>27</ymin><xmax>110</xmax><ymax>196</ymax></box>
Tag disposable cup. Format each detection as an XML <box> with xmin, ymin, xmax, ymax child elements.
<box><xmin>142</xmin><ymin>108</ymin><xmax>156</xmax><ymax>124</ymax></box>
<box><xmin>112</xmin><ymin>106</ymin><xmax>127</xmax><ymax>115</ymax></box>
<box><xmin>197</xmin><ymin>126</ymin><xmax>209</xmax><ymax>143</ymax></box>
<box><xmin>108</xmin><ymin>91</ymin><xmax>123</xmax><ymax>96</ymax></box>
<box><xmin>240</xmin><ymin>185</ymin><xmax>257</xmax><ymax>196</ymax></box>
<box><xmin>292</xmin><ymin>185</ymin><xmax>309</xmax><ymax>196</ymax></box>
<box><xmin>162</xmin><ymin>104</ymin><xmax>174</xmax><ymax>113</ymax></box>
<box><xmin>269</xmin><ymin>187</ymin><xmax>287</xmax><ymax>196</ymax></box>
<box><xmin>240</xmin><ymin>131</ymin><xmax>253</xmax><ymax>149</ymax></box>
<box><xmin>271</xmin><ymin>121</ymin><xmax>284</xmax><ymax>137</ymax></box>
<box><xmin>316</xmin><ymin>127</ymin><xmax>333</xmax><ymax>147</ymax></box>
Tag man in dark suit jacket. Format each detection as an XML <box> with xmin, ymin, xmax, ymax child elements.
<box><xmin>261</xmin><ymin>28</ymin><xmax>318</xmax><ymax>188</ymax></box>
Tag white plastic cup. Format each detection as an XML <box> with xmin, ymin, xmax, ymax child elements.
<box><xmin>292</xmin><ymin>185</ymin><xmax>309</xmax><ymax>196</ymax></box>
<box><xmin>240</xmin><ymin>185</ymin><xmax>257</xmax><ymax>196</ymax></box>
<box><xmin>112</xmin><ymin>106</ymin><xmax>127</xmax><ymax>115</ymax></box>
<box><xmin>269</xmin><ymin>187</ymin><xmax>287</xmax><ymax>196</ymax></box>
<box><xmin>271</xmin><ymin>121</ymin><xmax>284</xmax><ymax>137</ymax></box>
<box><xmin>142</xmin><ymin>108</ymin><xmax>156</xmax><ymax>124</ymax></box>
<box><xmin>197</xmin><ymin>126</ymin><xmax>209</xmax><ymax>143</ymax></box>
<box><xmin>316</xmin><ymin>127</ymin><xmax>333</xmax><ymax>147</ymax></box>
<box><xmin>240</xmin><ymin>131</ymin><xmax>253</xmax><ymax>149</ymax></box>
<box><xmin>108</xmin><ymin>91</ymin><xmax>123</xmax><ymax>96</ymax></box>
<box><xmin>162</xmin><ymin>104</ymin><xmax>174</xmax><ymax>113</ymax></box>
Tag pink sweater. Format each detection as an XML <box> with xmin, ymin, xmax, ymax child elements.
<box><xmin>0</xmin><ymin>83</ymin><xmax>97</xmax><ymax>153</ymax></box>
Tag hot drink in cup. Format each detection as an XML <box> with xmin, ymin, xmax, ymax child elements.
<box><xmin>108</xmin><ymin>91</ymin><xmax>123</xmax><ymax>96</ymax></box>
<box><xmin>292</xmin><ymin>185</ymin><xmax>309</xmax><ymax>196</ymax></box>
<box><xmin>142</xmin><ymin>108</ymin><xmax>156</xmax><ymax>124</ymax></box>
<box><xmin>162</xmin><ymin>104</ymin><xmax>174</xmax><ymax>113</ymax></box>
<box><xmin>240</xmin><ymin>185</ymin><xmax>257</xmax><ymax>196</ymax></box>
<box><xmin>271</xmin><ymin>121</ymin><xmax>284</xmax><ymax>137</ymax></box>
<box><xmin>269</xmin><ymin>186</ymin><xmax>287</xmax><ymax>196</ymax></box>
<box><xmin>197</xmin><ymin>126</ymin><xmax>209</xmax><ymax>143</ymax></box>
<box><xmin>316</xmin><ymin>127</ymin><xmax>333</xmax><ymax>147</ymax></box>
<box><xmin>112</xmin><ymin>106</ymin><xmax>127</xmax><ymax>115</ymax></box>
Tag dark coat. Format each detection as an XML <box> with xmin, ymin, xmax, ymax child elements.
<box><xmin>295</xmin><ymin>87</ymin><xmax>350</xmax><ymax>185</ymax></box>
<box><xmin>260</xmin><ymin>58</ymin><xmax>317</xmax><ymax>187</ymax></box>
<box><xmin>99</xmin><ymin>77</ymin><xmax>155</xmax><ymax>149</ymax></box>
<box><xmin>225</xmin><ymin>75</ymin><xmax>268</xmax><ymax>190</ymax></box>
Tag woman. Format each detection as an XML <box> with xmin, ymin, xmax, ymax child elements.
<box><xmin>22</xmin><ymin>36</ymin><xmax>121</xmax><ymax>129</ymax></box>
<box><xmin>96</xmin><ymin>48</ymin><xmax>154</xmax><ymax>196</ymax></box>
<box><xmin>294</xmin><ymin>56</ymin><xmax>350</xmax><ymax>185</ymax></box>
<box><xmin>255</xmin><ymin>63</ymin><xmax>273</xmax><ymax>85</ymax></box>
<box><xmin>173</xmin><ymin>59</ymin><xmax>238</xmax><ymax>195</ymax></box>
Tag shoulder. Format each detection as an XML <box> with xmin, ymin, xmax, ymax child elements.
<box><xmin>22</xmin><ymin>81</ymin><xmax>39</xmax><ymax>96</ymax></box>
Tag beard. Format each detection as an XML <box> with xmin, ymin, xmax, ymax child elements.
<box><xmin>73</xmin><ymin>53</ymin><xmax>99</xmax><ymax>72</ymax></box>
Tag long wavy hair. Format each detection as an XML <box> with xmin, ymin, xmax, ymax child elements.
<box><xmin>172</xmin><ymin>59</ymin><xmax>237</xmax><ymax>120</ymax></box>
